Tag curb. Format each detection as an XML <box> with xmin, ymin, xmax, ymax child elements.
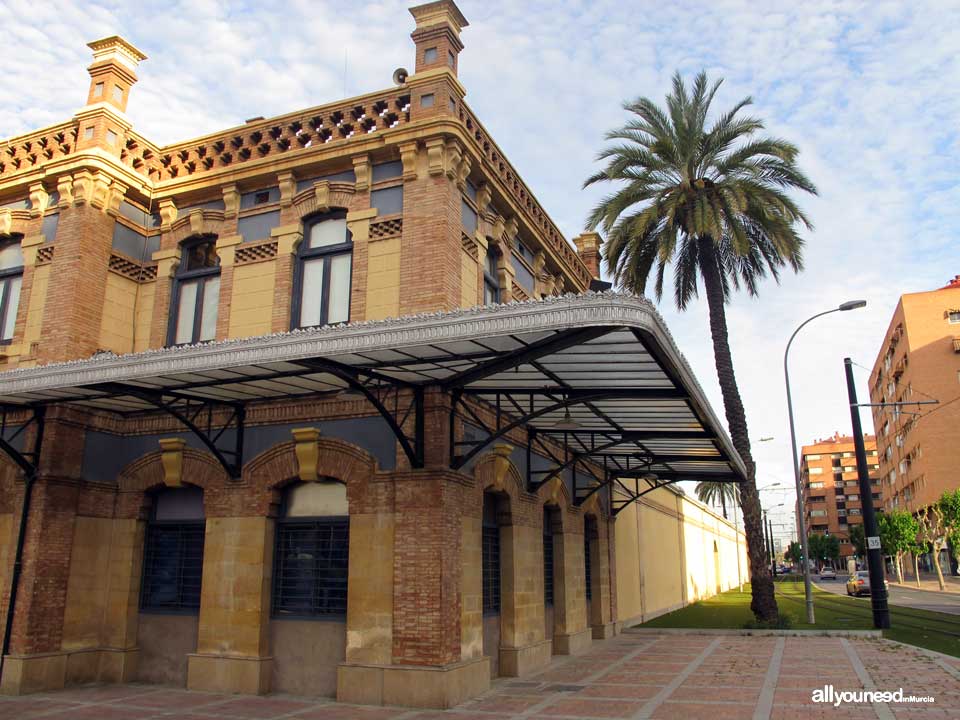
<box><xmin>625</xmin><ymin>627</ymin><xmax>883</xmax><ymax>638</ymax></box>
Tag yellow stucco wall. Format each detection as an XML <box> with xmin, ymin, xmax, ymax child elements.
<box><xmin>366</xmin><ymin>236</ymin><xmax>401</xmax><ymax>320</ymax></box>
<box><xmin>134</xmin><ymin>281</ymin><xmax>155</xmax><ymax>352</ymax></box>
<box><xmin>461</xmin><ymin>250</ymin><xmax>478</xmax><ymax>308</ymax></box>
<box><xmin>229</xmin><ymin>261</ymin><xmax>276</xmax><ymax>339</ymax></box>
<box><xmin>22</xmin><ymin>264</ymin><xmax>50</xmax><ymax>352</ymax></box>
<box><xmin>614</xmin><ymin>487</ymin><xmax>747</xmax><ymax>626</ymax></box>
<box><xmin>98</xmin><ymin>272</ymin><xmax>138</xmax><ymax>354</ymax></box>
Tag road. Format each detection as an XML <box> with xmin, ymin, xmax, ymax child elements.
<box><xmin>814</xmin><ymin>574</ymin><xmax>960</xmax><ymax>615</ymax></box>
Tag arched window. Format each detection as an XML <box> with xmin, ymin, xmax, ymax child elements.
<box><xmin>140</xmin><ymin>486</ymin><xmax>205</xmax><ymax>613</ymax></box>
<box><xmin>168</xmin><ymin>237</ymin><xmax>220</xmax><ymax>345</ymax></box>
<box><xmin>272</xmin><ymin>480</ymin><xmax>349</xmax><ymax>618</ymax></box>
<box><xmin>482</xmin><ymin>493</ymin><xmax>501</xmax><ymax>615</ymax></box>
<box><xmin>483</xmin><ymin>245</ymin><xmax>500</xmax><ymax>305</ymax></box>
<box><xmin>543</xmin><ymin>507</ymin><xmax>555</xmax><ymax>606</ymax></box>
<box><xmin>0</xmin><ymin>238</ymin><xmax>24</xmax><ymax>343</ymax></box>
<box><xmin>292</xmin><ymin>213</ymin><xmax>352</xmax><ymax>329</ymax></box>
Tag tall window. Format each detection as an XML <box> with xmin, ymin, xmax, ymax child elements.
<box><xmin>140</xmin><ymin>486</ymin><xmax>205</xmax><ymax>613</ymax></box>
<box><xmin>273</xmin><ymin>481</ymin><xmax>350</xmax><ymax>618</ymax></box>
<box><xmin>293</xmin><ymin>213</ymin><xmax>352</xmax><ymax>329</ymax></box>
<box><xmin>483</xmin><ymin>246</ymin><xmax>500</xmax><ymax>305</ymax></box>
<box><xmin>169</xmin><ymin>238</ymin><xmax>220</xmax><ymax>345</ymax></box>
<box><xmin>482</xmin><ymin>494</ymin><xmax>501</xmax><ymax>615</ymax></box>
<box><xmin>0</xmin><ymin>239</ymin><xmax>23</xmax><ymax>344</ymax></box>
<box><xmin>543</xmin><ymin>508</ymin><xmax>555</xmax><ymax>606</ymax></box>
<box><xmin>584</xmin><ymin>523</ymin><xmax>594</xmax><ymax>602</ymax></box>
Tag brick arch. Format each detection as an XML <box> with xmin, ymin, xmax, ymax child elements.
<box><xmin>472</xmin><ymin>447</ymin><xmax>529</xmax><ymax>523</ymax></box>
<box><xmin>536</xmin><ymin>475</ymin><xmax>579</xmax><ymax>532</ymax></box>
<box><xmin>116</xmin><ymin>447</ymin><xmax>230</xmax><ymax>519</ymax></box>
<box><xmin>292</xmin><ymin>181</ymin><xmax>357</xmax><ymax>221</ymax></box>
<box><xmin>242</xmin><ymin>436</ymin><xmax>377</xmax><ymax>513</ymax></box>
<box><xmin>167</xmin><ymin>211</ymin><xmax>227</xmax><ymax>246</ymax></box>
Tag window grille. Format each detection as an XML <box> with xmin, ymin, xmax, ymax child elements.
<box><xmin>272</xmin><ymin>518</ymin><xmax>349</xmax><ymax>617</ymax></box>
<box><xmin>543</xmin><ymin>530</ymin><xmax>554</xmax><ymax>606</ymax></box>
<box><xmin>482</xmin><ymin>524</ymin><xmax>500</xmax><ymax>615</ymax></box>
<box><xmin>584</xmin><ymin>533</ymin><xmax>592</xmax><ymax>601</ymax></box>
<box><xmin>140</xmin><ymin>522</ymin><xmax>205</xmax><ymax>612</ymax></box>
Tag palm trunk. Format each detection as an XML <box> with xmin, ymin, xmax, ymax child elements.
<box><xmin>720</xmin><ymin>492</ymin><xmax>728</xmax><ymax>519</ymax></box>
<box><xmin>697</xmin><ymin>236</ymin><xmax>778</xmax><ymax>622</ymax></box>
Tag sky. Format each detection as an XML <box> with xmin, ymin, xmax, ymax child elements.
<box><xmin>2</xmin><ymin>0</ymin><xmax>959</xmax><ymax>543</ymax></box>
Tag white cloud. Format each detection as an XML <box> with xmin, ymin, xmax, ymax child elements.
<box><xmin>3</xmin><ymin>0</ymin><xmax>959</xmax><ymax>538</ymax></box>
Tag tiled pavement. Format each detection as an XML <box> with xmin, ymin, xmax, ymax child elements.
<box><xmin>2</xmin><ymin>632</ymin><xmax>959</xmax><ymax>720</ymax></box>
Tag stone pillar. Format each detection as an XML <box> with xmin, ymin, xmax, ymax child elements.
<box><xmin>590</xmin><ymin>516</ymin><xmax>616</xmax><ymax>639</ymax></box>
<box><xmin>148</xmin><ymin>248</ymin><xmax>179</xmax><ymax>348</ymax></box>
<box><xmin>346</xmin><ymin>208</ymin><xmax>376</xmax><ymax>322</ymax></box>
<box><xmin>498</xmin><ymin>518</ymin><xmax>551</xmax><ymax>676</ymax></box>
<box><xmin>0</xmin><ymin>414</ymin><xmax>83</xmax><ymax>695</ymax></box>
<box><xmin>552</xmin><ymin>523</ymin><xmax>591</xmax><ymax>655</ymax></box>
<box><xmin>337</xmin><ymin>469</ymin><xmax>489</xmax><ymax>709</ymax></box>
<box><xmin>187</xmin><ymin>516</ymin><xmax>274</xmax><ymax>694</ymax></box>
<box><xmin>213</xmin><ymin>235</ymin><xmax>241</xmax><ymax>340</ymax></box>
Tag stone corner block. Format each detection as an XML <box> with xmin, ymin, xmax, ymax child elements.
<box><xmin>499</xmin><ymin>639</ymin><xmax>552</xmax><ymax>678</ymax></box>
<box><xmin>186</xmin><ymin>653</ymin><xmax>272</xmax><ymax>695</ymax></box>
<box><xmin>338</xmin><ymin>656</ymin><xmax>490</xmax><ymax>709</ymax></box>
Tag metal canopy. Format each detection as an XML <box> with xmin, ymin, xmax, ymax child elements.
<box><xmin>0</xmin><ymin>293</ymin><xmax>745</xmax><ymax>496</ymax></box>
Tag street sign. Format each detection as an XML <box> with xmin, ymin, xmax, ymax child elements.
<box><xmin>867</xmin><ymin>536</ymin><xmax>881</xmax><ymax>550</ymax></box>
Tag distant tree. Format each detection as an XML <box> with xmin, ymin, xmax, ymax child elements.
<box><xmin>807</xmin><ymin>533</ymin><xmax>824</xmax><ymax>570</ymax></box>
<box><xmin>849</xmin><ymin>523</ymin><xmax>866</xmax><ymax>558</ymax></box>
<box><xmin>785</xmin><ymin>541</ymin><xmax>802</xmax><ymax>565</ymax></box>
<box><xmin>878</xmin><ymin>510</ymin><xmax>918</xmax><ymax>585</ymax></box>
<box><xmin>917</xmin><ymin>505</ymin><xmax>947</xmax><ymax>591</ymax></box>
<box><xmin>696</xmin><ymin>480</ymin><xmax>738</xmax><ymax>519</ymax></box>
<box><xmin>822</xmin><ymin>534</ymin><xmax>841</xmax><ymax>566</ymax></box>
<box><xmin>585</xmin><ymin>71</ymin><xmax>816</xmax><ymax>623</ymax></box>
<box><xmin>938</xmin><ymin>490</ymin><xmax>960</xmax><ymax>573</ymax></box>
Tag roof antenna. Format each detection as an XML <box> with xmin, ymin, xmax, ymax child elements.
<box><xmin>343</xmin><ymin>48</ymin><xmax>348</xmax><ymax>97</ymax></box>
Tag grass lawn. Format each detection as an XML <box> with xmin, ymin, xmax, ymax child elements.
<box><xmin>641</xmin><ymin>579</ymin><xmax>960</xmax><ymax>658</ymax></box>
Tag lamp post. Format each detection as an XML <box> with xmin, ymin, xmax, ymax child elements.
<box><xmin>764</xmin><ymin>502</ymin><xmax>785</xmax><ymax>577</ymax></box>
<box><xmin>784</xmin><ymin>300</ymin><xmax>866</xmax><ymax>624</ymax></box>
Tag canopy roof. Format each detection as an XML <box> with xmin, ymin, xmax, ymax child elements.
<box><xmin>0</xmin><ymin>293</ymin><xmax>745</xmax><ymax>490</ymax></box>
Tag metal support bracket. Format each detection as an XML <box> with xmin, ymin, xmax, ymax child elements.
<box><xmin>0</xmin><ymin>405</ymin><xmax>46</xmax><ymax>478</ymax></box>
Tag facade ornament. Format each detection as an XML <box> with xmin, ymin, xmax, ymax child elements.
<box><xmin>277</xmin><ymin>171</ymin><xmax>296</xmax><ymax>208</ymax></box>
<box><xmin>0</xmin><ymin>210</ymin><xmax>10</xmax><ymax>236</ymax></box>
<box><xmin>487</xmin><ymin>442</ymin><xmax>515</xmax><ymax>492</ymax></box>
<box><xmin>503</xmin><ymin>216</ymin><xmax>519</xmax><ymax>244</ymax></box>
<box><xmin>425</xmin><ymin>138</ymin><xmax>446</xmax><ymax>177</ymax></box>
<box><xmin>292</xmin><ymin>427</ymin><xmax>322</xmax><ymax>482</ymax></box>
<box><xmin>158</xmin><ymin>437</ymin><xmax>186</xmax><ymax>487</ymax></box>
<box><xmin>222</xmin><ymin>184</ymin><xmax>240</xmax><ymax>217</ymax></box>
<box><xmin>72</xmin><ymin>171</ymin><xmax>94</xmax><ymax>206</ymax></box>
<box><xmin>444</xmin><ymin>138</ymin><xmax>463</xmax><ymax>180</ymax></box>
<box><xmin>398</xmin><ymin>141</ymin><xmax>419</xmax><ymax>181</ymax></box>
<box><xmin>90</xmin><ymin>172</ymin><xmax>112</xmax><ymax>210</ymax></box>
<box><xmin>56</xmin><ymin>176</ymin><xmax>74</xmax><ymax>208</ymax></box>
<box><xmin>455</xmin><ymin>151</ymin><xmax>472</xmax><ymax>190</ymax></box>
<box><xmin>28</xmin><ymin>183</ymin><xmax>49</xmax><ymax>218</ymax></box>
<box><xmin>106</xmin><ymin>181</ymin><xmax>128</xmax><ymax>216</ymax></box>
<box><xmin>352</xmin><ymin>154</ymin><xmax>371</xmax><ymax>192</ymax></box>
<box><xmin>157</xmin><ymin>199</ymin><xmax>177</xmax><ymax>230</ymax></box>
<box><xmin>476</xmin><ymin>182</ymin><xmax>492</xmax><ymax>214</ymax></box>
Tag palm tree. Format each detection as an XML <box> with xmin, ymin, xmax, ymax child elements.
<box><xmin>696</xmin><ymin>480</ymin><xmax>739</xmax><ymax>519</ymax></box>
<box><xmin>585</xmin><ymin>71</ymin><xmax>816</xmax><ymax>622</ymax></box>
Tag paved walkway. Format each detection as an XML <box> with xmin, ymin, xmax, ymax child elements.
<box><xmin>1</xmin><ymin>632</ymin><xmax>958</xmax><ymax>719</ymax></box>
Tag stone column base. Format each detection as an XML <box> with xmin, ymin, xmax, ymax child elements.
<box><xmin>1</xmin><ymin>647</ymin><xmax>139</xmax><ymax>695</ymax></box>
<box><xmin>553</xmin><ymin>628</ymin><xmax>592</xmax><ymax>655</ymax></box>
<box><xmin>592</xmin><ymin>622</ymin><xmax>616</xmax><ymax>640</ymax></box>
<box><xmin>186</xmin><ymin>653</ymin><xmax>272</xmax><ymax>695</ymax></box>
<box><xmin>499</xmin><ymin>639</ymin><xmax>552</xmax><ymax>677</ymax></box>
<box><xmin>338</xmin><ymin>656</ymin><xmax>490</xmax><ymax>708</ymax></box>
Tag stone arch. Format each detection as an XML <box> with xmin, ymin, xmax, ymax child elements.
<box><xmin>241</xmin><ymin>435</ymin><xmax>378</xmax><ymax>515</ymax></box>
<box><xmin>292</xmin><ymin>181</ymin><xmax>357</xmax><ymax>222</ymax></box>
<box><xmin>472</xmin><ymin>445</ymin><xmax>526</xmax><ymax>523</ymax></box>
<box><xmin>167</xmin><ymin>211</ymin><xmax>227</xmax><ymax>247</ymax></box>
<box><xmin>535</xmin><ymin>475</ymin><xmax>579</xmax><ymax>533</ymax></box>
<box><xmin>116</xmin><ymin>447</ymin><xmax>229</xmax><ymax>519</ymax></box>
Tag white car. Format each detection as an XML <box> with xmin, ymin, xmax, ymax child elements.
<box><xmin>819</xmin><ymin>567</ymin><xmax>837</xmax><ymax>580</ymax></box>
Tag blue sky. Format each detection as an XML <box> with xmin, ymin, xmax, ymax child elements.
<box><xmin>3</xmin><ymin>0</ymin><xmax>959</xmax><ymax>540</ymax></box>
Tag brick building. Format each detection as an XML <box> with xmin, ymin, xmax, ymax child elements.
<box><xmin>800</xmin><ymin>433</ymin><xmax>880</xmax><ymax>561</ymax></box>
<box><xmin>0</xmin><ymin>1</ymin><xmax>746</xmax><ymax>707</ymax></box>
<box><xmin>869</xmin><ymin>277</ymin><xmax>960</xmax><ymax>513</ymax></box>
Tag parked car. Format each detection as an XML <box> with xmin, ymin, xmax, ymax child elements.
<box><xmin>819</xmin><ymin>567</ymin><xmax>837</xmax><ymax>580</ymax></box>
<box><xmin>846</xmin><ymin>571</ymin><xmax>888</xmax><ymax>597</ymax></box>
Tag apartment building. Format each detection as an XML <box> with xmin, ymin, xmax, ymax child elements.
<box><xmin>800</xmin><ymin>432</ymin><xmax>880</xmax><ymax>559</ymax></box>
<box><xmin>869</xmin><ymin>276</ymin><xmax>960</xmax><ymax>512</ymax></box>
<box><xmin>0</xmin><ymin>1</ymin><xmax>746</xmax><ymax>706</ymax></box>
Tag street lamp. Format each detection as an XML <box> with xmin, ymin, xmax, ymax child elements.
<box><xmin>764</xmin><ymin>502</ymin><xmax>785</xmax><ymax>576</ymax></box>
<box><xmin>784</xmin><ymin>300</ymin><xmax>866</xmax><ymax>624</ymax></box>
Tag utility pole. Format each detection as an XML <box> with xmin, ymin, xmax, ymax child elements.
<box><xmin>844</xmin><ymin>357</ymin><xmax>890</xmax><ymax>629</ymax></box>
<box><xmin>768</xmin><ymin>515</ymin><xmax>777</xmax><ymax>577</ymax></box>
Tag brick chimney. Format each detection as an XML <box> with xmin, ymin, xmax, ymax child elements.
<box><xmin>85</xmin><ymin>36</ymin><xmax>147</xmax><ymax>113</ymax></box>
<box><xmin>943</xmin><ymin>274</ymin><xmax>960</xmax><ymax>290</ymax></box>
<box><xmin>409</xmin><ymin>0</ymin><xmax>468</xmax><ymax>76</ymax></box>
<box><xmin>76</xmin><ymin>36</ymin><xmax>146</xmax><ymax>156</ymax></box>
<box><xmin>573</xmin><ymin>232</ymin><xmax>603</xmax><ymax>280</ymax></box>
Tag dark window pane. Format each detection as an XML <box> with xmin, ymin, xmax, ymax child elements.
<box><xmin>177</xmin><ymin>199</ymin><xmax>225</xmax><ymax>218</ymax></box>
<box><xmin>41</xmin><ymin>213</ymin><xmax>60</xmax><ymax>242</ymax></box>
<box><xmin>462</xmin><ymin>199</ymin><xmax>478</xmax><ymax>234</ymax></box>
<box><xmin>371</xmin><ymin>186</ymin><xmax>403</xmax><ymax>215</ymax></box>
<box><xmin>372</xmin><ymin>161</ymin><xmax>403</xmax><ymax>183</ymax></box>
<box><xmin>296</xmin><ymin>170</ymin><xmax>356</xmax><ymax>193</ymax></box>
<box><xmin>140</xmin><ymin>522</ymin><xmax>205</xmax><ymax>612</ymax></box>
<box><xmin>240</xmin><ymin>187</ymin><xmax>280</xmax><ymax>209</ymax></box>
<box><xmin>237</xmin><ymin>210</ymin><xmax>280</xmax><ymax>243</ymax></box>
<box><xmin>584</xmin><ymin>534</ymin><xmax>592</xmax><ymax>601</ymax></box>
<box><xmin>183</xmin><ymin>241</ymin><xmax>219</xmax><ymax>271</ymax></box>
<box><xmin>543</xmin><ymin>531</ymin><xmax>554</xmax><ymax>606</ymax></box>
<box><xmin>482</xmin><ymin>524</ymin><xmax>500</xmax><ymax>615</ymax></box>
<box><xmin>272</xmin><ymin>518</ymin><xmax>349</xmax><ymax>617</ymax></box>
